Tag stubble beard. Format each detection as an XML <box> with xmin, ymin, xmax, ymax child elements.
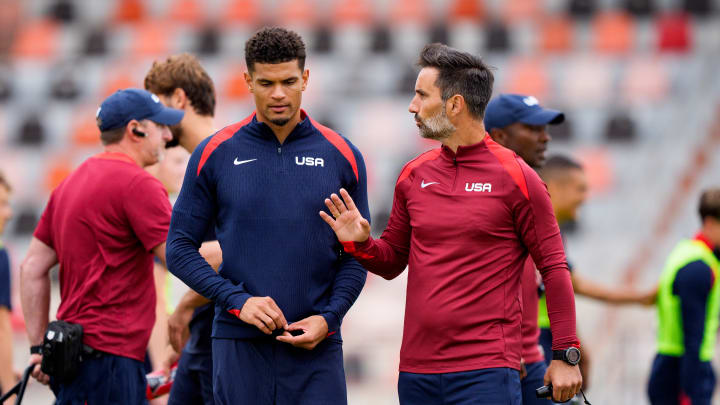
<box><xmin>418</xmin><ymin>110</ymin><xmax>456</xmax><ymax>141</ymax></box>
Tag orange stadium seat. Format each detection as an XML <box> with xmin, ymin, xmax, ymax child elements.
<box><xmin>130</xmin><ymin>21</ymin><xmax>172</xmax><ymax>58</ymax></box>
<box><xmin>168</xmin><ymin>0</ymin><xmax>204</xmax><ymax>25</ymax></box>
<box><xmin>332</xmin><ymin>0</ymin><xmax>374</xmax><ymax>26</ymax></box>
<box><xmin>592</xmin><ymin>10</ymin><xmax>635</xmax><ymax>54</ymax></box>
<box><xmin>222</xmin><ymin>0</ymin><xmax>261</xmax><ymax>26</ymax></box>
<box><xmin>71</xmin><ymin>112</ymin><xmax>101</xmax><ymax>147</ymax></box>
<box><xmin>448</xmin><ymin>0</ymin><xmax>485</xmax><ymax>22</ymax></box>
<box><xmin>502</xmin><ymin>0</ymin><xmax>541</xmax><ymax>24</ymax></box>
<box><xmin>101</xmin><ymin>74</ymin><xmax>136</xmax><ymax>99</ymax></box>
<box><xmin>277</xmin><ymin>0</ymin><xmax>317</xmax><ymax>26</ymax></box>
<box><xmin>503</xmin><ymin>57</ymin><xmax>549</xmax><ymax>101</ymax></box>
<box><xmin>538</xmin><ymin>15</ymin><xmax>573</xmax><ymax>53</ymax></box>
<box><xmin>11</xmin><ymin>19</ymin><xmax>59</xmax><ymax>60</ymax></box>
<box><xmin>390</xmin><ymin>0</ymin><xmax>430</xmax><ymax>24</ymax></box>
<box><xmin>45</xmin><ymin>156</ymin><xmax>74</xmax><ymax>193</ymax></box>
<box><xmin>225</xmin><ymin>68</ymin><xmax>251</xmax><ymax>100</ymax></box>
<box><xmin>113</xmin><ymin>0</ymin><xmax>145</xmax><ymax>23</ymax></box>
<box><xmin>656</xmin><ymin>12</ymin><xmax>692</xmax><ymax>53</ymax></box>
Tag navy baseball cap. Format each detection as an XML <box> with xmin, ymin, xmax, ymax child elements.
<box><xmin>96</xmin><ymin>88</ymin><xmax>184</xmax><ymax>132</ymax></box>
<box><xmin>484</xmin><ymin>94</ymin><xmax>564</xmax><ymax>132</ymax></box>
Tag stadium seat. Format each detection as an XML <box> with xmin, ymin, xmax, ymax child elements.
<box><xmin>101</xmin><ymin>74</ymin><xmax>136</xmax><ymax>99</ymax></box>
<box><xmin>370</xmin><ymin>24</ymin><xmax>392</xmax><ymax>54</ymax></box>
<box><xmin>656</xmin><ymin>12</ymin><xmax>692</xmax><ymax>53</ymax></box>
<box><xmin>222</xmin><ymin>0</ymin><xmax>261</xmax><ymax>26</ymax></box>
<box><xmin>13</xmin><ymin>207</ymin><xmax>39</xmax><ymax>235</ymax></box>
<box><xmin>429</xmin><ymin>23</ymin><xmax>450</xmax><ymax>46</ymax></box>
<box><xmin>313</xmin><ymin>24</ymin><xmax>334</xmax><ymax>54</ymax></box>
<box><xmin>485</xmin><ymin>19</ymin><xmax>512</xmax><ymax>52</ymax></box>
<box><xmin>50</xmin><ymin>73</ymin><xmax>80</xmax><ymax>101</ymax></box>
<box><xmin>390</xmin><ymin>0</ymin><xmax>430</xmax><ymax>24</ymax></box>
<box><xmin>195</xmin><ymin>25</ymin><xmax>220</xmax><ymax>55</ymax></box>
<box><xmin>0</xmin><ymin>74</ymin><xmax>12</xmax><ymax>102</ymax></box>
<box><xmin>47</xmin><ymin>0</ymin><xmax>76</xmax><ymax>23</ymax></box>
<box><xmin>130</xmin><ymin>21</ymin><xmax>172</xmax><ymax>57</ymax></box>
<box><xmin>568</xmin><ymin>0</ymin><xmax>596</xmax><ymax>18</ymax></box>
<box><xmin>562</xmin><ymin>56</ymin><xmax>612</xmax><ymax>105</ymax></box>
<box><xmin>332</xmin><ymin>0</ymin><xmax>373</xmax><ymax>26</ymax></box>
<box><xmin>538</xmin><ymin>15</ymin><xmax>573</xmax><ymax>53</ymax></box>
<box><xmin>168</xmin><ymin>0</ymin><xmax>203</xmax><ymax>25</ymax></box>
<box><xmin>224</xmin><ymin>67</ymin><xmax>251</xmax><ymax>100</ymax></box>
<box><xmin>11</xmin><ymin>19</ymin><xmax>59</xmax><ymax>60</ymax></box>
<box><xmin>503</xmin><ymin>57</ymin><xmax>549</xmax><ymax>100</ymax></box>
<box><xmin>502</xmin><ymin>0</ymin><xmax>541</xmax><ymax>24</ymax></box>
<box><xmin>621</xmin><ymin>57</ymin><xmax>669</xmax><ymax>104</ymax></box>
<box><xmin>82</xmin><ymin>27</ymin><xmax>108</xmax><ymax>57</ymax></box>
<box><xmin>113</xmin><ymin>0</ymin><xmax>145</xmax><ymax>23</ymax></box>
<box><xmin>45</xmin><ymin>157</ymin><xmax>73</xmax><ymax>192</ymax></box>
<box><xmin>550</xmin><ymin>117</ymin><xmax>573</xmax><ymax>141</ymax></box>
<box><xmin>623</xmin><ymin>0</ymin><xmax>655</xmax><ymax>17</ymax></box>
<box><xmin>604</xmin><ymin>111</ymin><xmax>637</xmax><ymax>142</ymax></box>
<box><xmin>277</xmin><ymin>0</ymin><xmax>317</xmax><ymax>27</ymax></box>
<box><xmin>683</xmin><ymin>0</ymin><xmax>713</xmax><ymax>16</ymax></box>
<box><xmin>71</xmin><ymin>110</ymin><xmax>101</xmax><ymax>147</ymax></box>
<box><xmin>16</xmin><ymin>113</ymin><xmax>45</xmax><ymax>146</ymax></box>
<box><xmin>448</xmin><ymin>0</ymin><xmax>485</xmax><ymax>22</ymax></box>
<box><xmin>592</xmin><ymin>10</ymin><xmax>634</xmax><ymax>54</ymax></box>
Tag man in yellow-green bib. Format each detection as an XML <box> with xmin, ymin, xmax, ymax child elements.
<box><xmin>648</xmin><ymin>188</ymin><xmax>720</xmax><ymax>405</ymax></box>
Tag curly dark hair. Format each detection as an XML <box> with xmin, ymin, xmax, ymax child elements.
<box><xmin>418</xmin><ymin>43</ymin><xmax>494</xmax><ymax>120</ymax></box>
<box><xmin>245</xmin><ymin>27</ymin><xmax>306</xmax><ymax>73</ymax></box>
<box><xmin>144</xmin><ymin>53</ymin><xmax>216</xmax><ymax>117</ymax></box>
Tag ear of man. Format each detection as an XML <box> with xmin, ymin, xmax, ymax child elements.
<box><xmin>171</xmin><ymin>87</ymin><xmax>188</xmax><ymax>110</ymax></box>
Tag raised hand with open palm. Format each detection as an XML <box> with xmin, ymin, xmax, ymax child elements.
<box><xmin>319</xmin><ymin>188</ymin><xmax>371</xmax><ymax>243</ymax></box>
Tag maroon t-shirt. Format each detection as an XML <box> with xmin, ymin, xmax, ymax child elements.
<box><xmin>343</xmin><ymin>135</ymin><xmax>579</xmax><ymax>373</ymax></box>
<box><xmin>34</xmin><ymin>152</ymin><xmax>171</xmax><ymax>361</ymax></box>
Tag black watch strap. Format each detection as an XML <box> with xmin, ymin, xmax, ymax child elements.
<box><xmin>30</xmin><ymin>345</ymin><xmax>43</xmax><ymax>355</ymax></box>
<box><xmin>553</xmin><ymin>347</ymin><xmax>581</xmax><ymax>365</ymax></box>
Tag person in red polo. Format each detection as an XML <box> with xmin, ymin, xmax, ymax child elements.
<box><xmin>20</xmin><ymin>88</ymin><xmax>183</xmax><ymax>405</ymax></box>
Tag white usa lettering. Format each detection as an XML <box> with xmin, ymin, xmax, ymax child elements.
<box><xmin>465</xmin><ymin>183</ymin><xmax>492</xmax><ymax>192</ymax></box>
<box><xmin>295</xmin><ymin>156</ymin><xmax>325</xmax><ymax>167</ymax></box>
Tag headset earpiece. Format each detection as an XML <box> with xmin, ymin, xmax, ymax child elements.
<box><xmin>132</xmin><ymin>128</ymin><xmax>147</xmax><ymax>137</ymax></box>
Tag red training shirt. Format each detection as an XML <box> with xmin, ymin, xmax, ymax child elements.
<box><xmin>34</xmin><ymin>152</ymin><xmax>171</xmax><ymax>362</ymax></box>
<box><xmin>343</xmin><ymin>135</ymin><xmax>579</xmax><ymax>373</ymax></box>
<box><xmin>520</xmin><ymin>257</ymin><xmax>545</xmax><ymax>364</ymax></box>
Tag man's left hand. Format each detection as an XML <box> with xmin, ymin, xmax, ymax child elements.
<box><xmin>544</xmin><ymin>360</ymin><xmax>582</xmax><ymax>403</ymax></box>
<box><xmin>276</xmin><ymin>315</ymin><xmax>328</xmax><ymax>350</ymax></box>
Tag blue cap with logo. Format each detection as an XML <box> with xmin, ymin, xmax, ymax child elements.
<box><xmin>484</xmin><ymin>94</ymin><xmax>564</xmax><ymax>132</ymax></box>
<box><xmin>96</xmin><ymin>88</ymin><xmax>184</xmax><ymax>132</ymax></box>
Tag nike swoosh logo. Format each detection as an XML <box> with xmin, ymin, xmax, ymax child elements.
<box><xmin>421</xmin><ymin>180</ymin><xmax>439</xmax><ymax>189</ymax></box>
<box><xmin>234</xmin><ymin>158</ymin><xmax>257</xmax><ymax>165</ymax></box>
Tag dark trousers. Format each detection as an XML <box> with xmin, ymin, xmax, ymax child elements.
<box><xmin>50</xmin><ymin>353</ymin><xmax>147</xmax><ymax>405</ymax></box>
<box><xmin>521</xmin><ymin>361</ymin><xmax>550</xmax><ymax>405</ymax></box>
<box><xmin>167</xmin><ymin>350</ymin><xmax>213</xmax><ymax>405</ymax></box>
<box><xmin>212</xmin><ymin>337</ymin><xmax>346</xmax><ymax>405</ymax></box>
<box><xmin>398</xmin><ymin>367</ymin><xmax>522</xmax><ymax>405</ymax></box>
<box><xmin>539</xmin><ymin>328</ymin><xmax>553</xmax><ymax>365</ymax></box>
<box><xmin>648</xmin><ymin>354</ymin><xmax>715</xmax><ymax>405</ymax></box>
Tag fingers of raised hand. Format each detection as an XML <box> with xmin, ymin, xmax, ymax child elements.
<box><xmin>324</xmin><ymin>198</ymin><xmax>341</xmax><ymax>219</ymax></box>
<box><xmin>330</xmin><ymin>193</ymin><xmax>347</xmax><ymax>214</ymax></box>
<box><xmin>339</xmin><ymin>188</ymin><xmax>357</xmax><ymax>211</ymax></box>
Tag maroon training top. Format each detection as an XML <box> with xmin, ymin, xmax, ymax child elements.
<box><xmin>34</xmin><ymin>152</ymin><xmax>171</xmax><ymax>362</ymax></box>
<box><xmin>342</xmin><ymin>135</ymin><xmax>579</xmax><ymax>373</ymax></box>
<box><xmin>521</xmin><ymin>257</ymin><xmax>545</xmax><ymax>364</ymax></box>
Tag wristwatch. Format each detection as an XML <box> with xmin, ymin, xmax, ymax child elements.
<box><xmin>553</xmin><ymin>347</ymin><xmax>581</xmax><ymax>366</ymax></box>
<box><xmin>30</xmin><ymin>345</ymin><xmax>43</xmax><ymax>355</ymax></box>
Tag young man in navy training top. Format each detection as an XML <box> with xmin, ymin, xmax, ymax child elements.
<box><xmin>0</xmin><ymin>172</ymin><xmax>15</xmax><ymax>401</ymax></box>
<box><xmin>166</xmin><ymin>27</ymin><xmax>369</xmax><ymax>405</ymax></box>
<box><xmin>648</xmin><ymin>188</ymin><xmax>720</xmax><ymax>405</ymax></box>
<box><xmin>320</xmin><ymin>43</ymin><xmax>581</xmax><ymax>404</ymax></box>
<box><xmin>144</xmin><ymin>53</ymin><xmax>222</xmax><ymax>405</ymax></box>
<box><xmin>20</xmin><ymin>89</ymin><xmax>183</xmax><ymax>404</ymax></box>
<box><xmin>484</xmin><ymin>94</ymin><xmax>656</xmax><ymax>405</ymax></box>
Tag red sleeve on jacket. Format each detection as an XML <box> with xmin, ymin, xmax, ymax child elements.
<box><xmin>343</xmin><ymin>178</ymin><xmax>411</xmax><ymax>280</ymax></box>
<box><xmin>514</xmin><ymin>161</ymin><xmax>579</xmax><ymax>350</ymax></box>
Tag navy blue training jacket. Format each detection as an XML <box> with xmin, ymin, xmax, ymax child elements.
<box><xmin>167</xmin><ymin>110</ymin><xmax>369</xmax><ymax>342</ymax></box>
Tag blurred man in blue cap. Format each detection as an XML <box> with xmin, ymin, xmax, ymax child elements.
<box><xmin>485</xmin><ymin>94</ymin><xmax>564</xmax><ymax>169</ymax></box>
<box><xmin>20</xmin><ymin>88</ymin><xmax>183</xmax><ymax>404</ymax></box>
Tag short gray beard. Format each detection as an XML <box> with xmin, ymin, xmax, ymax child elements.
<box><xmin>418</xmin><ymin>109</ymin><xmax>456</xmax><ymax>141</ymax></box>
